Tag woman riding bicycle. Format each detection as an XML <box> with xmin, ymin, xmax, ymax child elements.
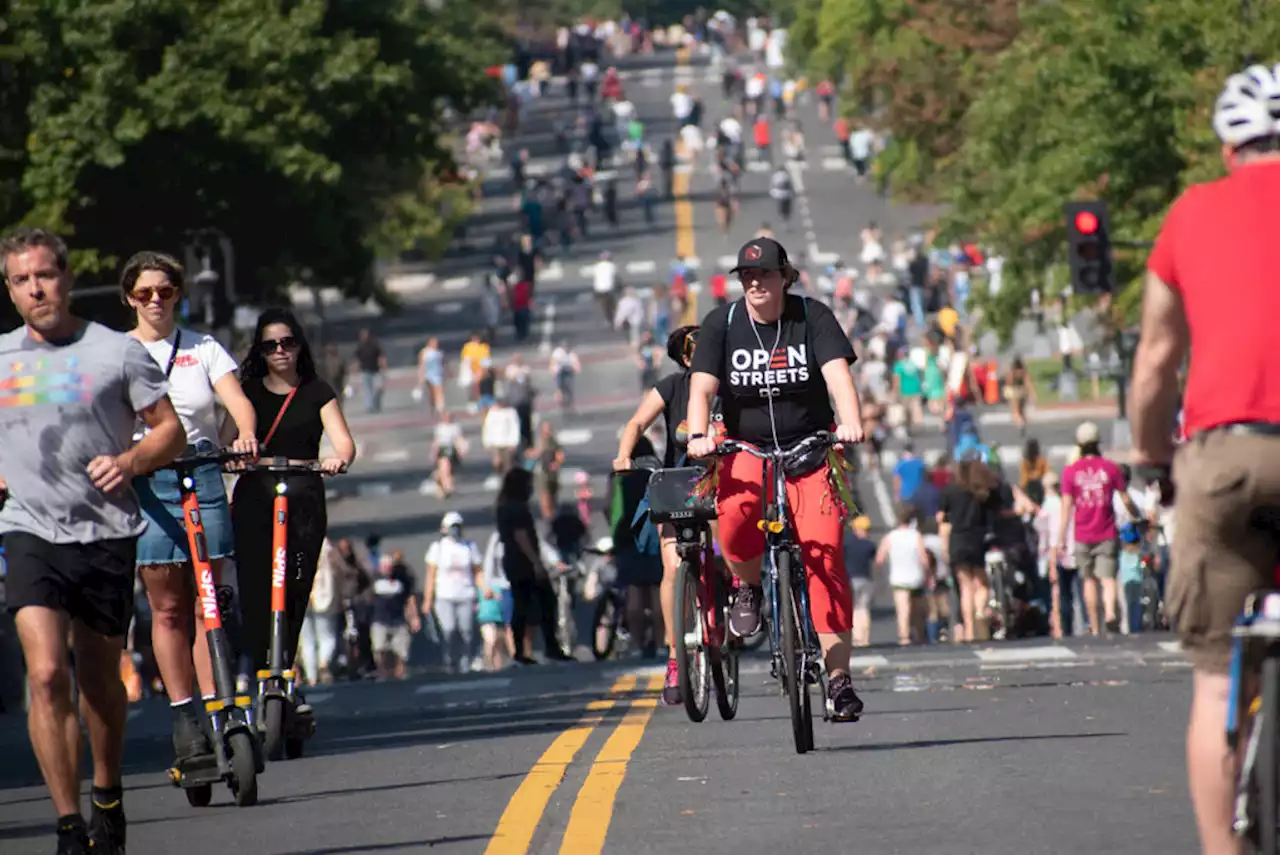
<box><xmin>685</xmin><ymin>237</ymin><xmax>867</xmax><ymax>721</ymax></box>
<box><xmin>613</xmin><ymin>325</ymin><xmax>723</xmax><ymax>705</ymax></box>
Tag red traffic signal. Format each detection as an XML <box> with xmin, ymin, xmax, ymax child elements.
<box><xmin>1074</xmin><ymin>211</ymin><xmax>1099</xmax><ymax>235</ymax></box>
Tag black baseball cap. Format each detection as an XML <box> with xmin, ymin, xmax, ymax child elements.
<box><xmin>729</xmin><ymin>237</ymin><xmax>789</xmax><ymax>273</ymax></box>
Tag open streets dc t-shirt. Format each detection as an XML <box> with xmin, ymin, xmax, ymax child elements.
<box><xmin>691</xmin><ymin>294</ymin><xmax>856</xmax><ymax>447</ymax></box>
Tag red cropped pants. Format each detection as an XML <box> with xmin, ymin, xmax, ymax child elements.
<box><xmin>715</xmin><ymin>451</ymin><xmax>853</xmax><ymax>634</ymax></box>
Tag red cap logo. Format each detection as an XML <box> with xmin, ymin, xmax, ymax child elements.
<box><xmin>744</xmin><ymin>244</ymin><xmax>763</xmax><ymax>261</ymax></box>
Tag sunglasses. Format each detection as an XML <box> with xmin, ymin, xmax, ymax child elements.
<box><xmin>258</xmin><ymin>336</ymin><xmax>300</xmax><ymax>354</ymax></box>
<box><xmin>132</xmin><ymin>285</ymin><xmax>178</xmax><ymax>303</ymax></box>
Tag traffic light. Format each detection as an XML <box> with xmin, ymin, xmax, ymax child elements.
<box><xmin>1064</xmin><ymin>200</ymin><xmax>1113</xmax><ymax>293</ymax></box>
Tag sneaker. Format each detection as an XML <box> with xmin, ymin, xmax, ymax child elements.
<box><xmin>729</xmin><ymin>584</ymin><xmax>763</xmax><ymax>638</ymax></box>
<box><xmin>661</xmin><ymin>659</ymin><xmax>681</xmax><ymax>706</ymax></box>
<box><xmin>545</xmin><ymin>649</ymin><xmax>574</xmax><ymax>662</ymax></box>
<box><xmin>87</xmin><ymin>803</ymin><xmax>126</xmax><ymax>855</ymax></box>
<box><xmin>56</xmin><ymin>819</ymin><xmax>90</xmax><ymax>855</ymax></box>
<box><xmin>171</xmin><ymin>710</ymin><xmax>212</xmax><ymax>767</ymax></box>
<box><xmin>826</xmin><ymin>673</ymin><xmax>864</xmax><ymax>722</ymax></box>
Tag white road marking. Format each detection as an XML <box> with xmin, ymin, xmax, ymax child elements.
<box><xmin>442</xmin><ymin>276</ymin><xmax>471</xmax><ymax>291</ymax></box>
<box><xmin>557</xmin><ymin>428</ymin><xmax>593</xmax><ymax>446</ymax></box>
<box><xmin>1157</xmin><ymin>640</ymin><xmax>1183</xmax><ymax>654</ymax></box>
<box><xmin>576</xmin><ymin>291</ymin><xmax>595</xmax><ymax>303</ymax></box>
<box><xmin>414</xmin><ymin>677</ymin><xmax>512</xmax><ymax>696</ymax></box>
<box><xmin>579</xmin><ymin>264</ymin><xmax>599</xmax><ymax>278</ymax></box>
<box><xmin>625</xmin><ymin>260</ymin><xmax>657</xmax><ymax>275</ymax></box>
<box><xmin>674</xmin><ymin>163</ymin><xmax>694</xmax><ymax>174</ymax></box>
<box><xmin>974</xmin><ymin>645</ymin><xmax>1078</xmax><ymax>663</ymax></box>
<box><xmin>747</xmin><ymin>160</ymin><xmax>770</xmax><ymax>172</ymax></box>
<box><xmin>684</xmin><ymin>256</ymin><xmax>701</xmax><ymax>269</ymax></box>
<box><xmin>717</xmin><ymin>255</ymin><xmax>737</xmax><ymax>269</ymax></box>
<box><xmin>385</xmin><ymin>273</ymin><xmax>434</xmax><ymax>294</ymax></box>
<box><xmin>372</xmin><ymin>449</ymin><xmax>411</xmax><ymax>464</ymax></box>
<box><xmin>538</xmin><ymin>294</ymin><xmax>556</xmax><ymax>355</ymax></box>
<box><xmin>850</xmin><ymin>654</ymin><xmax>891</xmax><ymax>669</ymax></box>
<box><xmin>540</xmin><ymin>261</ymin><xmax>564</xmax><ymax>281</ymax></box>
<box><xmin>821</xmin><ymin>157</ymin><xmax>848</xmax><ymax>171</ymax></box>
<box><xmin>821</xmin><ymin>144</ymin><xmax>846</xmax><ymax>157</ymax></box>
<box><xmin>483</xmin><ymin>474</ymin><xmax>502</xmax><ymax>491</ymax></box>
<box><xmin>810</xmin><ymin>249</ymin><xmax>841</xmax><ymax>265</ymax></box>
<box><xmin>357</xmin><ymin>482</ymin><xmax>393</xmax><ymax>498</ymax></box>
<box><xmin>434</xmin><ymin>301</ymin><xmax>463</xmax><ymax>314</ymax></box>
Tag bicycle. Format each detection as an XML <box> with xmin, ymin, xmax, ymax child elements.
<box><xmin>1137</xmin><ymin>524</ymin><xmax>1168</xmax><ymax>632</ymax></box>
<box><xmin>646</xmin><ymin>462</ymin><xmax>739</xmax><ymax>722</ymax></box>
<box><xmin>983</xmin><ymin>536</ymin><xmax>1017</xmax><ymax>641</ymax></box>
<box><xmin>1227</xmin><ymin>522</ymin><xmax>1280</xmax><ymax>852</ymax></box>
<box><xmin>709</xmin><ymin>430</ymin><xmax>845</xmax><ymax>754</ymax></box>
<box><xmin>237</xmin><ymin>457</ymin><xmax>346</xmax><ymax>762</ymax></box>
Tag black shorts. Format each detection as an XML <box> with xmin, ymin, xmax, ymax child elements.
<box><xmin>3</xmin><ymin>533</ymin><xmax>138</xmax><ymax>637</ymax></box>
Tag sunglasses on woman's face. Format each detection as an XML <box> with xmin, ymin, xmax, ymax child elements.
<box><xmin>132</xmin><ymin>285</ymin><xmax>178</xmax><ymax>303</ymax></box>
<box><xmin>258</xmin><ymin>336</ymin><xmax>300</xmax><ymax>354</ymax></box>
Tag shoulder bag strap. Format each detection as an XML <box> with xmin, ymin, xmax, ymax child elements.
<box><xmin>163</xmin><ymin>330</ymin><xmax>182</xmax><ymax>379</ymax></box>
<box><xmin>262</xmin><ymin>387</ymin><xmax>299</xmax><ymax>449</ymax></box>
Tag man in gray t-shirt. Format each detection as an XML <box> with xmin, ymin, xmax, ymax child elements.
<box><xmin>0</xmin><ymin>228</ymin><xmax>185</xmax><ymax>855</ymax></box>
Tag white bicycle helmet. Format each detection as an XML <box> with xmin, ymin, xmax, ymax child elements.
<box><xmin>1213</xmin><ymin>63</ymin><xmax>1280</xmax><ymax>147</ymax></box>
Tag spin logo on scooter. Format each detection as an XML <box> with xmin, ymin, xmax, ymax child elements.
<box><xmin>272</xmin><ymin>546</ymin><xmax>287</xmax><ymax>588</ymax></box>
<box><xmin>198</xmin><ymin>567</ymin><xmax>219</xmax><ymax>623</ymax></box>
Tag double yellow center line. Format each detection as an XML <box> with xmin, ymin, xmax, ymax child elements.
<box><xmin>484</xmin><ymin>672</ymin><xmax>665</xmax><ymax>855</ymax></box>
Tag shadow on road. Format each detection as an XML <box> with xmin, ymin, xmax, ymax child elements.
<box><xmin>274</xmin><ymin>835</ymin><xmax>492</xmax><ymax>854</ymax></box>
<box><xmin>824</xmin><ymin>731</ymin><xmax>1128</xmax><ymax>753</ymax></box>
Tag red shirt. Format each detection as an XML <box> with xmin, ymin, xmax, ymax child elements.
<box><xmin>1147</xmin><ymin>161</ymin><xmax>1280</xmax><ymax>435</ymax></box>
<box><xmin>710</xmin><ymin>273</ymin><xmax>728</xmax><ymax>299</ymax></box>
<box><xmin>753</xmin><ymin>120</ymin><xmax>770</xmax><ymax>147</ymax></box>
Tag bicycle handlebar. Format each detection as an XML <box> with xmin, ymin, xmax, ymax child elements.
<box><xmin>711</xmin><ymin>430</ymin><xmax>837</xmax><ymax>462</ymax></box>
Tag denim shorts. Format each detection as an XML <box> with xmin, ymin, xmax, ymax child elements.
<box><xmin>134</xmin><ymin>441</ymin><xmax>234</xmax><ymax>566</ymax></box>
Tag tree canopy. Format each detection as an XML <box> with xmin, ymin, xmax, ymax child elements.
<box><xmin>0</xmin><ymin>0</ymin><xmax>504</xmax><ymax>324</ymax></box>
<box><xmin>783</xmin><ymin>0</ymin><xmax>1280</xmax><ymax>340</ymax></box>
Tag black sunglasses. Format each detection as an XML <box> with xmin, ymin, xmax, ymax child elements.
<box><xmin>258</xmin><ymin>336</ymin><xmax>300</xmax><ymax>354</ymax></box>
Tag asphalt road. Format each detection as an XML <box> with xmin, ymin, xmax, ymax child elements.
<box><xmin>0</xmin><ymin>48</ymin><xmax>1156</xmax><ymax>855</ymax></box>
<box><xmin>0</xmin><ymin>636</ymin><xmax>1196</xmax><ymax>854</ymax></box>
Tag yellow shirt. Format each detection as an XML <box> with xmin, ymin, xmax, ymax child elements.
<box><xmin>460</xmin><ymin>341</ymin><xmax>490</xmax><ymax>376</ymax></box>
<box><xmin>937</xmin><ymin>307</ymin><xmax>960</xmax><ymax>338</ymax></box>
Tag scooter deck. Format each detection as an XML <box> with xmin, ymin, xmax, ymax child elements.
<box><xmin>168</xmin><ymin>753</ymin><xmax>222</xmax><ymax>787</ymax></box>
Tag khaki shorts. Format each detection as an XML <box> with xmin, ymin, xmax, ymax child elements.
<box><xmin>371</xmin><ymin>621</ymin><xmax>412</xmax><ymax>661</ymax></box>
<box><xmin>1074</xmin><ymin>538</ymin><xmax>1118</xmax><ymax>580</ymax></box>
<box><xmin>1167</xmin><ymin>431</ymin><xmax>1280</xmax><ymax>674</ymax></box>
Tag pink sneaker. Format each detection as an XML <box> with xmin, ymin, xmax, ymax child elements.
<box><xmin>662</xmin><ymin>658</ymin><xmax>682</xmax><ymax>706</ymax></box>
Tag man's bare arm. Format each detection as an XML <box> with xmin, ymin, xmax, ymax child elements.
<box><xmin>1130</xmin><ymin>270</ymin><xmax>1189</xmax><ymax>465</ymax></box>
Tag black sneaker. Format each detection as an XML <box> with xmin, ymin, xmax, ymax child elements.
<box><xmin>87</xmin><ymin>803</ymin><xmax>126</xmax><ymax>855</ymax></box>
<box><xmin>56</xmin><ymin>818</ymin><xmax>89</xmax><ymax>855</ymax></box>
<box><xmin>172</xmin><ymin>712</ymin><xmax>212</xmax><ymax>767</ymax></box>
<box><xmin>826</xmin><ymin>673</ymin><xmax>864</xmax><ymax>722</ymax></box>
<box><xmin>729</xmin><ymin>584</ymin><xmax>763</xmax><ymax>638</ymax></box>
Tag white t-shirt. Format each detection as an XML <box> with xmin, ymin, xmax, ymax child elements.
<box><xmin>134</xmin><ymin>327</ymin><xmax>238</xmax><ymax>444</ymax></box>
<box><xmin>551</xmin><ymin>346</ymin><xmax>576</xmax><ymax>374</ymax></box>
<box><xmin>613</xmin><ymin>100</ymin><xmax>635</xmax><ymax>121</ymax></box>
<box><xmin>593</xmin><ymin>260</ymin><xmax>618</xmax><ymax>294</ymax></box>
<box><xmin>850</xmin><ymin>129</ymin><xmax>874</xmax><ymax>160</ymax></box>
<box><xmin>435</xmin><ymin>421</ymin><xmax>462</xmax><ymax>450</ymax></box>
<box><xmin>426</xmin><ymin>537</ymin><xmax>482</xmax><ymax>601</ymax></box>
<box><xmin>670</xmin><ymin>91</ymin><xmax>692</xmax><ymax>119</ymax></box>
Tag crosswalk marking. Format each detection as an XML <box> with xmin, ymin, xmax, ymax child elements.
<box><xmin>442</xmin><ymin>276</ymin><xmax>471</xmax><ymax>291</ymax></box>
<box><xmin>385</xmin><ymin>273</ymin><xmax>434</xmax><ymax>294</ymax></box>
<box><xmin>975</xmin><ymin>646</ymin><xmax>1077</xmax><ymax>663</ymax></box>
<box><xmin>717</xmin><ymin>254</ymin><xmax>737</xmax><ymax>269</ymax></box>
<box><xmin>557</xmin><ymin>428</ymin><xmax>594</xmax><ymax>446</ymax></box>
<box><xmin>372</xmin><ymin>449</ymin><xmax>411</xmax><ymax>464</ymax></box>
<box><xmin>414</xmin><ymin>677</ymin><xmax>512</xmax><ymax>696</ymax></box>
<box><xmin>625</xmin><ymin>260</ymin><xmax>656</xmax><ymax>275</ymax></box>
<box><xmin>821</xmin><ymin>157</ymin><xmax>849</xmax><ymax>171</ymax></box>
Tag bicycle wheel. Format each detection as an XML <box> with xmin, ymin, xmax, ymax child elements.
<box><xmin>708</xmin><ymin>565</ymin><xmax>739</xmax><ymax>721</ymax></box>
<box><xmin>590</xmin><ymin>595</ymin><xmax>618</xmax><ymax>660</ymax></box>
<box><xmin>674</xmin><ymin>560</ymin><xmax>710</xmax><ymax>722</ymax></box>
<box><xmin>557</xmin><ymin>580</ymin><xmax>577</xmax><ymax>657</ymax></box>
<box><xmin>1258</xmin><ymin>654</ymin><xmax>1280</xmax><ymax>854</ymax></box>
<box><xmin>775</xmin><ymin>549</ymin><xmax>808</xmax><ymax>755</ymax></box>
<box><xmin>1141</xmin><ymin>575</ymin><xmax>1162</xmax><ymax>632</ymax></box>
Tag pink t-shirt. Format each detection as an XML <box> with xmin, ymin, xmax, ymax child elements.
<box><xmin>1061</xmin><ymin>456</ymin><xmax>1124</xmax><ymax>544</ymax></box>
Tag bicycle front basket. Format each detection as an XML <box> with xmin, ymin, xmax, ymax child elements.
<box><xmin>646</xmin><ymin>466</ymin><xmax>716</xmax><ymax>524</ymax></box>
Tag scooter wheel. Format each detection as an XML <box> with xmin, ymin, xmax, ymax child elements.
<box><xmin>263</xmin><ymin>697</ymin><xmax>286</xmax><ymax>762</ymax></box>
<box><xmin>228</xmin><ymin>732</ymin><xmax>259</xmax><ymax>807</ymax></box>
<box><xmin>185</xmin><ymin>784</ymin><xmax>213</xmax><ymax>808</ymax></box>
<box><xmin>285</xmin><ymin>736</ymin><xmax>305</xmax><ymax>760</ymax></box>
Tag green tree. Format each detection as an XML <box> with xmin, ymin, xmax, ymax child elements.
<box><xmin>5</xmin><ymin>0</ymin><xmax>501</xmax><ymax>318</ymax></box>
<box><xmin>942</xmin><ymin>0</ymin><xmax>1280</xmax><ymax>341</ymax></box>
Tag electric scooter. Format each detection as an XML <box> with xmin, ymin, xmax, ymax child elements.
<box><xmin>161</xmin><ymin>447</ymin><xmax>263</xmax><ymax>807</ymax></box>
<box><xmin>242</xmin><ymin>457</ymin><xmax>345</xmax><ymax>762</ymax></box>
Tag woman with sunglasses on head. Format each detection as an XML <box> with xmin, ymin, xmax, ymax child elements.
<box><xmin>232</xmin><ymin>309</ymin><xmax>356</xmax><ymax>696</ymax></box>
<box><xmin>685</xmin><ymin>237</ymin><xmax>868</xmax><ymax>722</ymax></box>
<box><xmin>613</xmin><ymin>325</ymin><xmax>714</xmax><ymax>704</ymax></box>
<box><xmin>123</xmin><ymin>251</ymin><xmax>259</xmax><ymax>769</ymax></box>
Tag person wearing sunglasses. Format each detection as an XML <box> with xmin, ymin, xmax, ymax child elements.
<box><xmin>613</xmin><ymin>325</ymin><xmax>722</xmax><ymax>705</ymax></box>
<box><xmin>685</xmin><ymin>237</ymin><xmax>868</xmax><ymax>722</ymax></box>
<box><xmin>121</xmin><ymin>251</ymin><xmax>259</xmax><ymax>772</ymax></box>
<box><xmin>232</xmin><ymin>309</ymin><xmax>356</xmax><ymax>705</ymax></box>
